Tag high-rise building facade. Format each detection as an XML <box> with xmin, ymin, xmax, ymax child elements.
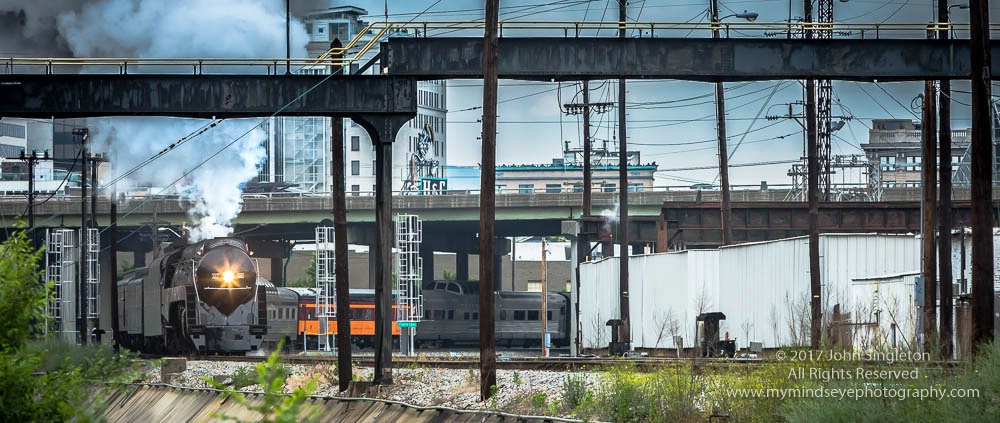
<box><xmin>259</xmin><ymin>6</ymin><xmax>447</xmax><ymax>194</ymax></box>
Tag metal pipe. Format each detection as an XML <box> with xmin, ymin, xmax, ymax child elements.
<box><xmin>373</xmin><ymin>139</ymin><xmax>393</xmax><ymax>385</ymax></box>
<box><xmin>479</xmin><ymin>0</ymin><xmax>500</xmax><ymax>402</ymax></box>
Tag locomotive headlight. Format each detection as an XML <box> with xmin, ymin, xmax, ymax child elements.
<box><xmin>222</xmin><ymin>269</ymin><xmax>235</xmax><ymax>284</ymax></box>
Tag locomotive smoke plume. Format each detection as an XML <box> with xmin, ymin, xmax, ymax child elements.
<box><xmin>0</xmin><ymin>0</ymin><xmax>325</xmax><ymax>241</ymax></box>
<box><xmin>600</xmin><ymin>202</ymin><xmax>620</xmax><ymax>234</ymax></box>
<box><xmin>90</xmin><ymin>118</ymin><xmax>267</xmax><ymax>241</ymax></box>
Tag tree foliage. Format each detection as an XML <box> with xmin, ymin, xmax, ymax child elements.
<box><xmin>0</xmin><ymin>225</ymin><xmax>138</xmax><ymax>421</ymax></box>
<box><xmin>0</xmin><ymin>228</ymin><xmax>48</xmax><ymax>351</ymax></box>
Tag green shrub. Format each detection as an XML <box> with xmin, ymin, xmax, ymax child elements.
<box><xmin>208</xmin><ymin>341</ymin><xmax>319</xmax><ymax>422</ymax></box>
<box><xmin>530</xmin><ymin>392</ymin><xmax>548</xmax><ymax>409</ymax></box>
<box><xmin>563</xmin><ymin>373</ymin><xmax>588</xmax><ymax>409</ymax></box>
<box><xmin>231</xmin><ymin>366</ymin><xmax>257</xmax><ymax>390</ymax></box>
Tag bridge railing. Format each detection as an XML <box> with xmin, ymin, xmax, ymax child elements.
<box><xmin>4</xmin><ymin>21</ymin><xmax>995</xmax><ymax>75</ymax></box>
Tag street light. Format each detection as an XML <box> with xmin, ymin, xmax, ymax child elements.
<box><xmin>948</xmin><ymin>4</ymin><xmax>969</xmax><ymax>37</ymax></box>
<box><xmin>720</xmin><ymin>11</ymin><xmax>759</xmax><ymax>22</ymax></box>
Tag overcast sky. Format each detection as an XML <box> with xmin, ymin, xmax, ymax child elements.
<box><xmin>2</xmin><ymin>0</ymin><xmax>995</xmax><ymax>188</ymax></box>
<box><xmin>344</xmin><ymin>0</ymin><xmax>994</xmax><ymax>188</ymax></box>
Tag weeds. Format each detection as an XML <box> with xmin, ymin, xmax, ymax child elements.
<box><xmin>530</xmin><ymin>392</ymin><xmax>548</xmax><ymax>408</ymax></box>
<box><xmin>512</xmin><ymin>370</ymin><xmax>522</xmax><ymax>385</ymax></box>
<box><xmin>207</xmin><ymin>340</ymin><xmax>318</xmax><ymax>422</ymax></box>
<box><xmin>231</xmin><ymin>366</ymin><xmax>257</xmax><ymax>390</ymax></box>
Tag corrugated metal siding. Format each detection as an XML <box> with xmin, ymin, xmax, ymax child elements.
<box><xmin>850</xmin><ymin>273</ymin><xmax>920</xmax><ymax>351</ymax></box>
<box><xmin>579</xmin><ymin>257</ymin><xmax>619</xmax><ymax>349</ymax></box>
<box><xmin>581</xmin><ymin>233</ymin><xmax>927</xmax><ymax>350</ymax></box>
<box><xmin>98</xmin><ymin>385</ymin><xmax>579</xmax><ymax>422</ymax></box>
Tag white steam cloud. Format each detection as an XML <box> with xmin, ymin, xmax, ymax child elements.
<box><xmin>89</xmin><ymin>118</ymin><xmax>267</xmax><ymax>241</ymax></box>
<box><xmin>1</xmin><ymin>0</ymin><xmax>324</xmax><ymax>241</ymax></box>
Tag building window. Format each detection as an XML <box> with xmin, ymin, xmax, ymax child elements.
<box><xmin>0</xmin><ymin>122</ymin><xmax>26</xmax><ymax>138</ymax></box>
<box><xmin>527</xmin><ymin>281</ymin><xmax>542</xmax><ymax>292</ymax></box>
<box><xmin>906</xmin><ymin>156</ymin><xmax>921</xmax><ymax>172</ymax></box>
<box><xmin>518</xmin><ymin>184</ymin><xmax>534</xmax><ymax>194</ymax></box>
<box><xmin>351</xmin><ymin>160</ymin><xmax>360</xmax><ymax>175</ymax></box>
<box><xmin>628</xmin><ymin>183</ymin><xmax>643</xmax><ymax>192</ymax></box>
<box><xmin>880</xmin><ymin>156</ymin><xmax>893</xmax><ymax>171</ymax></box>
<box><xmin>545</xmin><ymin>184</ymin><xmax>561</xmax><ymax>193</ymax></box>
<box><xmin>351</xmin><ymin>136</ymin><xmax>360</xmax><ymax>151</ymax></box>
<box><xmin>372</xmin><ymin>160</ymin><xmax>376</xmax><ymax>175</ymax></box>
<box><xmin>351</xmin><ymin>185</ymin><xmax>360</xmax><ymax>196</ymax></box>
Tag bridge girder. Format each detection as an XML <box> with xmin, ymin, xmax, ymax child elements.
<box><xmin>0</xmin><ymin>74</ymin><xmax>416</xmax><ymax>119</ymax></box>
<box><xmin>382</xmin><ymin>37</ymin><xmax>997</xmax><ymax>82</ymax></box>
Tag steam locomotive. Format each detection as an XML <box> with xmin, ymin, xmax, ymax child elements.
<box><xmin>117</xmin><ymin>237</ymin><xmax>266</xmax><ymax>354</ymax></box>
<box><xmin>117</xmin><ymin>237</ymin><xmax>570</xmax><ymax>354</ymax></box>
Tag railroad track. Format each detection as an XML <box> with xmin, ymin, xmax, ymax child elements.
<box><xmin>143</xmin><ymin>352</ymin><xmax>963</xmax><ymax>373</ymax></box>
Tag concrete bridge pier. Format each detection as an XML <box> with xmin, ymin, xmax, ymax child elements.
<box><xmin>246</xmin><ymin>239</ymin><xmax>292</xmax><ymax>286</ymax></box>
<box><xmin>456</xmin><ymin>252</ymin><xmax>469</xmax><ymax>282</ymax></box>
<box><xmin>420</xmin><ymin>245</ymin><xmax>434</xmax><ymax>286</ymax></box>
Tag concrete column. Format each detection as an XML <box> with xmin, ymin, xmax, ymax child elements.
<box><xmin>456</xmin><ymin>252</ymin><xmax>469</xmax><ymax>281</ymax></box>
<box><xmin>270</xmin><ymin>258</ymin><xmax>284</xmax><ymax>286</ymax></box>
<box><xmin>368</xmin><ymin>244</ymin><xmax>378</xmax><ymax>289</ymax></box>
<box><xmin>420</xmin><ymin>246</ymin><xmax>434</xmax><ymax>285</ymax></box>
<box><xmin>493</xmin><ymin>254</ymin><xmax>503</xmax><ymax>292</ymax></box>
<box><xmin>132</xmin><ymin>249</ymin><xmax>146</xmax><ymax>268</ymax></box>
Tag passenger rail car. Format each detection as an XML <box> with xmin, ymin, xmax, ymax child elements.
<box><xmin>416</xmin><ymin>281</ymin><xmax>571</xmax><ymax>348</ymax></box>
<box><xmin>290</xmin><ymin>288</ymin><xmax>401</xmax><ymax>349</ymax></box>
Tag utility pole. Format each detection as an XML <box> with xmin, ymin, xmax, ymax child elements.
<box><xmin>480</xmin><ymin>0</ymin><xmax>499</xmax><ymax>401</ymax></box>
<box><xmin>109</xmin><ymin>200</ymin><xmax>119</xmax><ymax>350</ymax></box>
<box><xmin>76</xmin><ymin>128</ymin><xmax>89</xmax><ymax>345</ymax></box>
<box><xmin>968</xmin><ymin>0</ymin><xmax>994</xmax><ymax>356</ymax></box>
<box><xmin>921</xmin><ymin>29</ymin><xmax>939</xmax><ymax>354</ymax></box>
<box><xmin>330</xmin><ymin>38</ymin><xmax>352</xmax><ymax>393</ymax></box>
<box><xmin>711</xmin><ymin>0</ymin><xmax>733</xmax><ymax>246</ymax></box>
<box><xmin>803</xmin><ymin>0</ymin><xmax>822</xmax><ymax>350</ymax></box>
<box><xmin>817</xmin><ymin>0</ymin><xmax>835</xmax><ymax>200</ymax></box>
<box><xmin>937</xmin><ymin>0</ymin><xmax>955</xmax><ymax>359</ymax></box>
<box><xmin>12</xmin><ymin>148</ymin><xmax>50</xmax><ymax>247</ymax></box>
<box><xmin>583</xmin><ymin>82</ymin><xmax>593</xmax><ymax>215</ymax></box>
<box><xmin>563</xmin><ymin>84</ymin><xmax>613</xmax><ymax>215</ymax></box>
<box><xmin>617</xmin><ymin>0</ymin><xmax>631</xmax><ymax>355</ymax></box>
<box><xmin>541</xmin><ymin>238</ymin><xmax>548</xmax><ymax>357</ymax></box>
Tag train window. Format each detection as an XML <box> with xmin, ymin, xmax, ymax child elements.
<box><xmin>424</xmin><ymin>310</ymin><xmax>431</xmax><ymax>320</ymax></box>
<box><xmin>363</xmin><ymin>309</ymin><xmax>374</xmax><ymax>321</ymax></box>
<box><xmin>463</xmin><ymin>312</ymin><xmax>470</xmax><ymax>320</ymax></box>
<box><xmin>472</xmin><ymin>312</ymin><xmax>479</xmax><ymax>320</ymax></box>
<box><xmin>527</xmin><ymin>310</ymin><xmax>539</xmax><ymax>320</ymax></box>
<box><xmin>514</xmin><ymin>310</ymin><xmax>526</xmax><ymax>321</ymax></box>
<box><xmin>433</xmin><ymin>310</ymin><xmax>445</xmax><ymax>320</ymax></box>
<box><xmin>447</xmin><ymin>310</ymin><xmax>455</xmax><ymax>320</ymax></box>
<box><xmin>446</xmin><ymin>284</ymin><xmax>461</xmax><ymax>294</ymax></box>
<box><xmin>499</xmin><ymin>311</ymin><xmax>506</xmax><ymax>320</ymax></box>
<box><xmin>548</xmin><ymin>311</ymin><xmax>553</xmax><ymax>321</ymax></box>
